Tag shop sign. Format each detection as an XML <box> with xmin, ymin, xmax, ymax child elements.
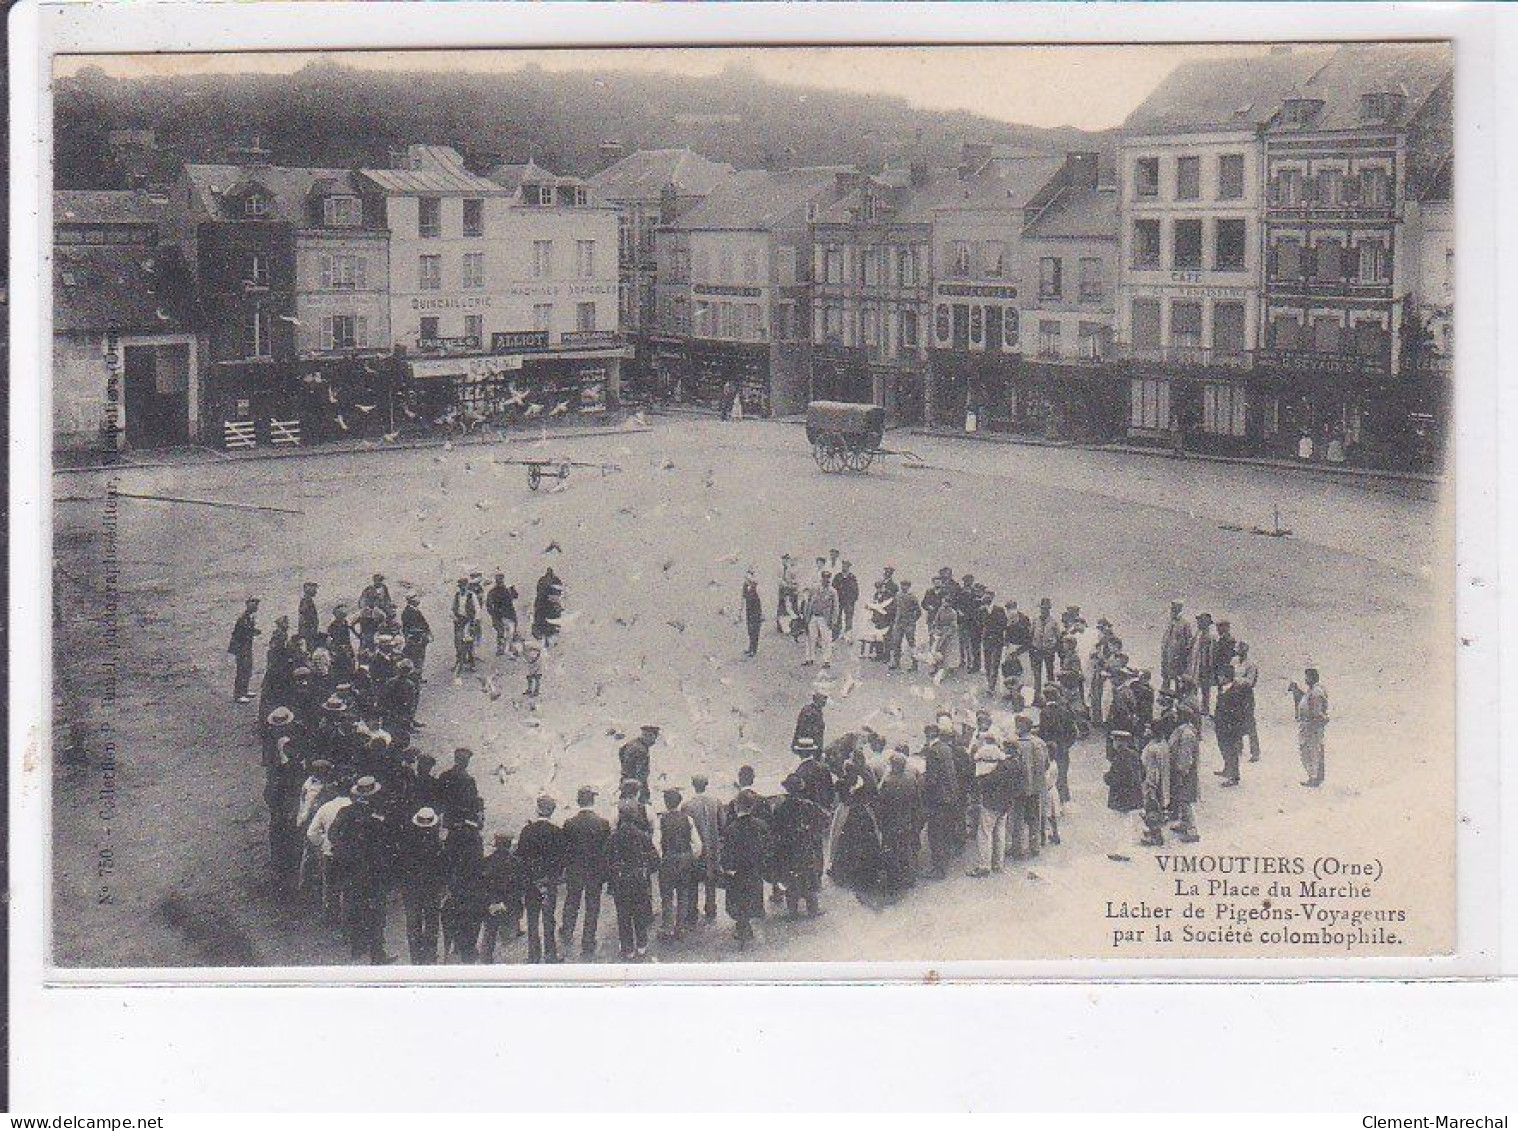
<box><xmin>491</xmin><ymin>330</ymin><xmax>551</xmax><ymax>352</ymax></box>
<box><xmin>578</xmin><ymin>365</ymin><xmax>608</xmax><ymax>413</ymax></box>
<box><xmin>937</xmin><ymin>283</ymin><xmax>1018</xmax><ymax>300</ymax></box>
<box><xmin>560</xmin><ymin>330</ymin><xmax>620</xmax><ymax>348</ymax></box>
<box><xmin>694</xmin><ymin>283</ymin><xmax>763</xmax><ymax>298</ymax></box>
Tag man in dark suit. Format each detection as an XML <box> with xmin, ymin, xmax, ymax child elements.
<box><xmin>229</xmin><ymin>597</ymin><xmax>262</xmax><ymax>702</ymax></box>
<box><xmin>436</xmin><ymin>747</ymin><xmax>483</xmax><ymax>826</ymax></box>
<box><xmin>517</xmin><ymin>795</ymin><xmax>567</xmax><ymax>963</ymax></box>
<box><xmin>981</xmin><ymin>595</ymin><xmax>1009</xmax><ymax>696</ymax></box>
<box><xmin>617</xmin><ymin>725</ymin><xmax>660</xmax><ymax>804</ymax></box>
<box><xmin>559</xmin><ymin>786</ymin><xmax>612</xmax><ymax>959</ymax></box>
<box><xmin>792</xmin><ymin>692</ymin><xmax>827</xmax><ymax>754</ymax></box>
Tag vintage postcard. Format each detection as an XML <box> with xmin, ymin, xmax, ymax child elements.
<box><xmin>35</xmin><ymin>32</ymin><xmax>1474</xmax><ymax>978</ymax></box>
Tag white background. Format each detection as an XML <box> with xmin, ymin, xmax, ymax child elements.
<box><xmin>9</xmin><ymin>0</ymin><xmax>1518</xmax><ymax>1111</ymax></box>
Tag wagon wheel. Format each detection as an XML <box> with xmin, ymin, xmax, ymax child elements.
<box><xmin>527</xmin><ymin>464</ymin><xmax>542</xmax><ymax>491</ymax></box>
<box><xmin>852</xmin><ymin>447</ymin><xmax>878</xmax><ymax>472</ymax></box>
<box><xmin>813</xmin><ymin>440</ymin><xmax>844</xmax><ymax>473</ymax></box>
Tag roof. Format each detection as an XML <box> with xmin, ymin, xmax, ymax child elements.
<box><xmin>357</xmin><ymin>166</ymin><xmax>508</xmax><ymax>195</ymax></box>
<box><xmin>54</xmin><ymin>245</ymin><xmax>195</xmax><ymax>334</ymax></box>
<box><xmin>487</xmin><ymin>160</ymin><xmax>555</xmax><ymax>195</ymax></box>
<box><xmin>184</xmin><ymin>164</ymin><xmax>367</xmax><ymax>221</ymax></box>
<box><xmin>1272</xmin><ymin>42</ymin><xmax>1451</xmax><ymax>132</ymax></box>
<box><xmin>812</xmin><ymin>168</ymin><xmax>958</xmax><ymax>226</ymax></box>
<box><xmin>588</xmin><ymin>148</ymin><xmax>736</xmax><ymax>202</ymax></box>
<box><xmin>673</xmin><ymin>168</ymin><xmax>850</xmax><ymax>231</ymax></box>
<box><xmin>1124</xmin><ymin>48</ymin><xmax>1331</xmax><ymax>134</ymax></box>
<box><xmin>916</xmin><ymin>155</ymin><xmax>1066</xmax><ymax>216</ymax></box>
<box><xmin>54</xmin><ymin>189</ymin><xmax>171</xmax><ymax>228</ymax></box>
<box><xmin>1023</xmin><ymin>185</ymin><xmax>1119</xmax><ymax>239</ymax></box>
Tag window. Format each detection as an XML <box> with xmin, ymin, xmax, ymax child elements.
<box><xmin>861</xmin><ymin>307</ymin><xmax>879</xmax><ymax>354</ymax></box>
<box><xmin>969</xmin><ymin>304</ymin><xmax>985</xmax><ymax>346</ymax></box>
<box><xmin>1130</xmin><ymin>377</ymin><xmax>1171</xmax><ymax>430</ymax></box>
<box><xmin>1001</xmin><ymin>308</ymin><xmax>1020</xmax><ymax>350</ymax></box>
<box><xmin>1039</xmin><ymin>257</ymin><xmax>1063</xmax><ymax>300</ymax></box>
<box><xmin>898</xmin><ymin>247</ymin><xmax>919</xmax><ymax>286</ymax></box>
<box><xmin>1317</xmin><ymin>168</ymin><xmax>1344</xmax><ymax>206</ymax></box>
<box><xmin>825</xmin><ymin>305</ymin><xmax>844</xmax><ymax>343</ymax></box>
<box><xmin>696</xmin><ymin>301</ymin><xmax>714</xmax><ymax>337</ymax></box>
<box><xmin>245</xmin><ymin>253</ymin><xmax>269</xmax><ymax>287</ymax></box>
<box><xmin>822</xmin><ymin>247</ymin><xmax>843</xmax><ymax>284</ymax></box>
<box><xmin>1215</xmin><ymin>219</ymin><xmax>1247</xmax><ymax>271</ymax></box>
<box><xmin>323</xmin><ymin>196</ymin><xmax>362</xmax><ymax>227</ymax></box>
<box><xmin>1358</xmin><ymin>240</ymin><xmax>1387</xmax><ymax>283</ymax></box>
<box><xmin>1131</xmin><ymin>298</ymin><xmax>1162</xmax><ymax>350</ymax></box>
<box><xmin>1176</xmin><ymin>156</ymin><xmax>1201</xmax><ymax>200</ymax></box>
<box><xmin>1213</xmin><ymin>302</ymin><xmax>1246</xmax><ymax>360</ymax></box>
<box><xmin>576</xmin><ymin>240</ymin><xmax>596</xmax><ymax>279</ymax></box>
<box><xmin>1272</xmin><ymin>169</ymin><xmax>1298</xmax><ymax>205</ymax></box>
<box><xmin>775</xmin><ymin>302</ymin><xmax>796</xmax><ymax>341</ymax></box>
<box><xmin>418</xmin><ymin>197</ymin><xmax>441</xmax><ymax>238</ymax></box>
<box><xmin>1315</xmin><ymin>238</ymin><xmax>1343</xmax><ymax>281</ymax></box>
<box><xmin>901</xmin><ymin>309</ymin><xmax>919</xmax><ymax>349</ymax></box>
<box><xmin>1218</xmin><ymin>154</ymin><xmax>1245</xmax><ymax>200</ymax></box>
<box><xmin>935</xmin><ymin>303</ymin><xmax>951</xmax><ymax>344</ymax></box>
<box><xmin>321</xmin><ymin>253</ymin><xmax>367</xmax><ymax>291</ymax></box>
<box><xmin>321</xmin><ymin>314</ymin><xmax>368</xmax><ymax>351</ymax></box>
<box><xmin>982</xmin><ymin>241</ymin><xmax>1005</xmax><ymax>278</ymax></box>
<box><xmin>1273</xmin><ymin>238</ymin><xmax>1304</xmax><ymax>280</ymax></box>
<box><xmin>1135</xmin><ymin>157</ymin><xmax>1160</xmax><ymax>197</ymax></box>
<box><xmin>1361</xmin><ymin>167</ymin><xmax>1391</xmax><ymax>206</ymax></box>
<box><xmin>1133</xmin><ymin>220</ymin><xmax>1161</xmax><ymax>269</ymax></box>
<box><xmin>533</xmin><ymin>303</ymin><xmax>553</xmax><ymax>332</ymax></box>
<box><xmin>950</xmin><ymin>241</ymin><xmax>971</xmax><ymax>277</ymax></box>
<box><xmin>419</xmin><ymin>255</ymin><xmax>442</xmax><ymax>290</ymax></box>
<box><xmin>419</xmin><ymin>316</ymin><xmax>440</xmax><ymax>342</ymax></box>
<box><xmin>1037</xmin><ymin>319</ymin><xmax>1062</xmax><ymax>358</ymax></box>
<box><xmin>243</xmin><ymin>193</ymin><xmax>269</xmax><ymax>218</ymax></box>
<box><xmin>741</xmin><ymin>249</ymin><xmax>760</xmax><ymax>283</ymax></box>
<box><xmin>1078</xmin><ymin>257</ymin><xmax>1104</xmax><ymax>302</ymax></box>
<box><xmin>465</xmin><ymin>314</ymin><xmax>483</xmax><ymax>344</ymax></box>
<box><xmin>461</xmin><ymin>252</ymin><xmax>484</xmax><ymax>290</ymax></box>
<box><xmin>567</xmin><ymin>186</ymin><xmax>588</xmax><ymax>207</ymax></box>
<box><xmin>1078</xmin><ymin>321</ymin><xmax>1109</xmax><ymax>359</ymax></box>
<box><xmin>1269</xmin><ymin>315</ymin><xmax>1302</xmax><ymax>351</ymax></box>
<box><xmin>1355</xmin><ymin>320</ymin><xmax>1390</xmax><ymax>361</ymax></box>
<box><xmin>527</xmin><ymin>184</ymin><xmax>554</xmax><ymax>208</ymax></box>
<box><xmin>1173</xmin><ymin>220</ymin><xmax>1203</xmax><ymax>270</ymax></box>
<box><xmin>576</xmin><ymin>302</ymin><xmax>597</xmax><ymax>332</ymax></box>
<box><xmin>1202</xmin><ymin>383</ymin><xmax>1247</xmax><ymax>436</ymax></box>
<box><xmin>720</xmin><ymin>302</ymin><xmax>740</xmax><ymax>340</ymax></box>
<box><xmin>531</xmin><ymin>240</ymin><xmax>553</xmax><ymax>279</ymax></box>
<box><xmin>463</xmin><ymin>198</ymin><xmax>484</xmax><ymax>237</ymax></box>
<box><xmin>984</xmin><ymin>306</ymin><xmax>1003</xmax><ymax>352</ymax></box>
<box><xmin>951</xmin><ymin>304</ymin><xmax>970</xmax><ymax>349</ymax></box>
<box><xmin>1312</xmin><ymin>316</ymin><xmax>1342</xmax><ymax>354</ymax></box>
<box><xmin>247</xmin><ymin>310</ymin><xmax>273</xmax><ymax>358</ymax></box>
<box><xmin>743</xmin><ymin>304</ymin><xmax>762</xmax><ymax>342</ymax></box>
<box><xmin>1170</xmin><ymin>301</ymin><xmax>1203</xmax><ymax>350</ymax></box>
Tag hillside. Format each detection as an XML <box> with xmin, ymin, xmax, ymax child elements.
<box><xmin>54</xmin><ymin>59</ymin><xmax>1116</xmax><ymax>186</ymax></box>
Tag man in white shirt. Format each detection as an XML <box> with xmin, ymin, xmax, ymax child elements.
<box><xmin>304</xmin><ymin>790</ymin><xmax>353</xmax><ymax>921</ymax></box>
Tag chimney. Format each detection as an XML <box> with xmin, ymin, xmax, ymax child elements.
<box><xmin>228</xmin><ymin>136</ymin><xmax>272</xmax><ymax>165</ymax></box>
<box><xmin>959</xmin><ymin>141</ymin><xmax>992</xmax><ymax>180</ymax></box>
<box><xmin>1064</xmin><ymin>151</ymin><xmax>1100</xmax><ymax>190</ymax></box>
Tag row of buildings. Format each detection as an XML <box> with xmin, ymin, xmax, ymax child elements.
<box><xmin>55</xmin><ymin>42</ymin><xmax>1451</xmax><ymax>467</ymax></box>
<box><xmin>55</xmin><ymin>143</ymin><xmax>624</xmax><ymax>451</ymax></box>
<box><xmin>620</xmin><ymin>42</ymin><xmax>1452</xmax><ymax>464</ymax></box>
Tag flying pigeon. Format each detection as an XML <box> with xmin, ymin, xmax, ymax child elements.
<box><xmin>549</xmin><ymin>400</ymin><xmax>571</xmax><ymax>417</ymax></box>
<box><xmin>504</xmin><ymin>384</ymin><xmax>529</xmax><ymax>407</ymax></box>
<box><xmin>334</xmin><ymin>413</ymin><xmax>349</xmax><ymax>432</ymax></box>
<box><xmin>383</xmin><ymin>432</ymin><xmax>399</xmax><ymax>443</ymax></box>
<box><xmin>523</xmin><ymin>403</ymin><xmax>544</xmax><ymax>418</ymax></box>
<box><xmin>354</xmin><ymin>403</ymin><xmax>377</xmax><ymax>414</ymax></box>
<box><xmin>277</xmin><ymin>315</ymin><xmax>303</xmax><ymax>326</ymax></box>
<box><xmin>327</xmin><ymin>386</ymin><xmax>339</xmax><ymax>405</ymax></box>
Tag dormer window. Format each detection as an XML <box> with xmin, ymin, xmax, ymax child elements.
<box><xmin>527</xmin><ymin>184</ymin><xmax>554</xmax><ymax>207</ymax></box>
<box><xmin>323</xmin><ymin>195</ymin><xmax>362</xmax><ymax>227</ymax></box>
<box><xmin>1281</xmin><ymin>98</ymin><xmax>1324</xmax><ymax>127</ymax></box>
<box><xmin>243</xmin><ymin>193</ymin><xmax>270</xmax><ymax>218</ymax></box>
<box><xmin>564</xmin><ymin>186</ymin><xmax>587</xmax><ymax>207</ymax></box>
<box><xmin>1360</xmin><ymin>91</ymin><xmax>1403</xmax><ymax>122</ymax></box>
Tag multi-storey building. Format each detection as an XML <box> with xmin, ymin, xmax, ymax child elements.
<box><xmin>356</xmin><ymin>145</ymin><xmax>624</xmax><ymax>421</ymax></box>
<box><xmin>808</xmin><ymin>166</ymin><xmax>949</xmax><ymax>425</ymax></box>
<box><xmin>925</xmin><ymin>147</ymin><xmax>1125</xmax><ymax>432</ymax></box>
<box><xmin>1014</xmin><ymin>161</ymin><xmax>1124</xmax><ymax>440</ymax></box>
<box><xmin>653</xmin><ymin>167</ymin><xmax>855</xmax><ymax>416</ymax></box>
<box><xmin>53</xmin><ymin>189</ymin><xmax>201</xmax><ymax>451</ymax></box>
<box><xmin>1116</xmin><ymin>49</ymin><xmax>1321</xmax><ymax>451</ymax></box>
<box><xmin>1258</xmin><ymin>43</ymin><xmax>1452</xmax><ymax>460</ymax></box>
<box><xmin>178</xmin><ymin>155</ymin><xmax>394</xmax><ymax>441</ymax></box>
<box><xmin>588</xmin><ymin>148</ymin><xmax>735</xmax><ymax>396</ymax></box>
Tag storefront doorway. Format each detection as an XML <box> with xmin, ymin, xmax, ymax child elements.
<box><xmin>123</xmin><ymin>342</ymin><xmax>191</xmax><ymax>449</ymax></box>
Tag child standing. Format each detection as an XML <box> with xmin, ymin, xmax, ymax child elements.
<box><xmin>523</xmin><ymin>642</ymin><xmax>544</xmax><ymax>705</ymax></box>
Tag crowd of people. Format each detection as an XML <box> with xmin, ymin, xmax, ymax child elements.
<box><xmin>226</xmin><ymin>549</ymin><xmax>1331</xmax><ymax>966</ymax></box>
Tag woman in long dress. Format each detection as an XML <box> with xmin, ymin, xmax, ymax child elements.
<box><xmin>830</xmin><ymin>776</ymin><xmax>885</xmax><ymax>899</ymax></box>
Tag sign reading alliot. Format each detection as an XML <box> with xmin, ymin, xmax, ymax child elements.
<box><xmin>491</xmin><ymin>330</ymin><xmax>551</xmax><ymax>352</ymax></box>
